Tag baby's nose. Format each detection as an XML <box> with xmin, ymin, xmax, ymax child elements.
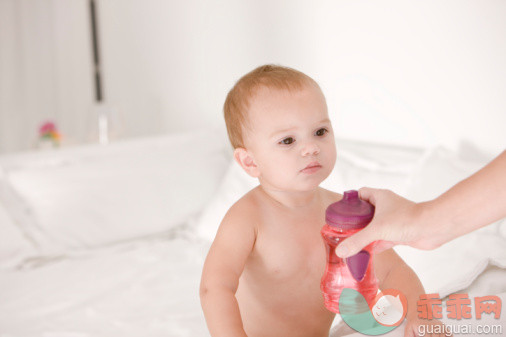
<box><xmin>301</xmin><ymin>142</ymin><xmax>320</xmax><ymax>156</ymax></box>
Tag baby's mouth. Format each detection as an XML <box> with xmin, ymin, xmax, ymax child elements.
<box><xmin>300</xmin><ymin>162</ymin><xmax>322</xmax><ymax>173</ymax></box>
<box><xmin>302</xmin><ymin>161</ymin><xmax>321</xmax><ymax>169</ymax></box>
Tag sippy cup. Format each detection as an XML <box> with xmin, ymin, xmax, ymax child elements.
<box><xmin>320</xmin><ymin>190</ymin><xmax>379</xmax><ymax>313</ymax></box>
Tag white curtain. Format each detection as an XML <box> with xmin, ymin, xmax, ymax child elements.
<box><xmin>0</xmin><ymin>0</ymin><xmax>94</xmax><ymax>153</ymax></box>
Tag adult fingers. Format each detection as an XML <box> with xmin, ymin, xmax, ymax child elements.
<box><xmin>358</xmin><ymin>187</ymin><xmax>379</xmax><ymax>206</ymax></box>
<box><xmin>335</xmin><ymin>225</ymin><xmax>379</xmax><ymax>258</ymax></box>
<box><xmin>370</xmin><ymin>240</ymin><xmax>395</xmax><ymax>255</ymax></box>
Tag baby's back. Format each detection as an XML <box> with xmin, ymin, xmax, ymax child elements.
<box><xmin>234</xmin><ymin>186</ymin><xmax>340</xmax><ymax>337</ymax></box>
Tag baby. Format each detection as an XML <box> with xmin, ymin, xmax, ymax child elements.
<box><xmin>200</xmin><ymin>65</ymin><xmax>443</xmax><ymax>337</ymax></box>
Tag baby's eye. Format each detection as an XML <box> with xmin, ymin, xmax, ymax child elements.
<box><xmin>315</xmin><ymin>128</ymin><xmax>328</xmax><ymax>136</ymax></box>
<box><xmin>280</xmin><ymin>137</ymin><xmax>295</xmax><ymax>145</ymax></box>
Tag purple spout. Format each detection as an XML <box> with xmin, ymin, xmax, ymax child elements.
<box><xmin>325</xmin><ymin>190</ymin><xmax>375</xmax><ymax>230</ymax></box>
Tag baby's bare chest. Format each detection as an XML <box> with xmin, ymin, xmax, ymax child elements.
<box><xmin>235</xmin><ymin>204</ymin><xmax>337</xmax><ymax>331</ymax></box>
<box><xmin>250</xmin><ymin>216</ymin><xmax>327</xmax><ymax>282</ymax></box>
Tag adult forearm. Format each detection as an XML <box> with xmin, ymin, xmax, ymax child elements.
<box><xmin>200</xmin><ymin>287</ymin><xmax>248</xmax><ymax>337</ymax></box>
<box><xmin>418</xmin><ymin>150</ymin><xmax>506</xmax><ymax>247</ymax></box>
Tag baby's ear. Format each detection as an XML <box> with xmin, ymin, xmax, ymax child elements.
<box><xmin>234</xmin><ymin>147</ymin><xmax>259</xmax><ymax>178</ymax></box>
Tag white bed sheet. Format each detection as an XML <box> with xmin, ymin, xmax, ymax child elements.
<box><xmin>1</xmin><ymin>224</ymin><xmax>504</xmax><ymax>337</ymax></box>
<box><xmin>0</xmin><ymin>231</ymin><xmax>211</xmax><ymax>337</ymax></box>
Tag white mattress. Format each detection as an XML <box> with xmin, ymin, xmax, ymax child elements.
<box><xmin>0</xmin><ymin>129</ymin><xmax>504</xmax><ymax>337</ymax></box>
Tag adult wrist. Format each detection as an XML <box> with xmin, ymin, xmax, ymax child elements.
<box><xmin>410</xmin><ymin>200</ymin><xmax>447</xmax><ymax>249</ymax></box>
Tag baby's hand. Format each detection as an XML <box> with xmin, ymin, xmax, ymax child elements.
<box><xmin>404</xmin><ymin>317</ymin><xmax>452</xmax><ymax>337</ymax></box>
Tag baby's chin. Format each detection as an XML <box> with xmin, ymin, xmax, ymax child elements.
<box><xmin>299</xmin><ymin>168</ymin><xmax>332</xmax><ymax>185</ymax></box>
<box><xmin>294</xmin><ymin>177</ymin><xmax>328</xmax><ymax>192</ymax></box>
<box><xmin>260</xmin><ymin>170</ymin><xmax>331</xmax><ymax>192</ymax></box>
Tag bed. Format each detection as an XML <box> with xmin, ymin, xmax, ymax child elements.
<box><xmin>0</xmin><ymin>127</ymin><xmax>504</xmax><ymax>337</ymax></box>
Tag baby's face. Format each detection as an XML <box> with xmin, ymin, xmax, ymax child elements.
<box><xmin>241</xmin><ymin>84</ymin><xmax>336</xmax><ymax>192</ymax></box>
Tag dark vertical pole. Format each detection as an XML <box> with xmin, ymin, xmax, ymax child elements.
<box><xmin>89</xmin><ymin>0</ymin><xmax>103</xmax><ymax>102</ymax></box>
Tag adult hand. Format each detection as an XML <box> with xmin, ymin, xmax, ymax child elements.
<box><xmin>334</xmin><ymin>188</ymin><xmax>436</xmax><ymax>258</ymax></box>
<box><xmin>335</xmin><ymin>150</ymin><xmax>506</xmax><ymax>258</ymax></box>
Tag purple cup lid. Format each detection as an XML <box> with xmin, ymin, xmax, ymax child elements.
<box><xmin>325</xmin><ymin>190</ymin><xmax>374</xmax><ymax>230</ymax></box>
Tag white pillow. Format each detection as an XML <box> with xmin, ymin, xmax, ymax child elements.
<box><xmin>0</xmin><ymin>128</ymin><xmax>230</xmax><ymax>253</ymax></box>
<box><xmin>195</xmin><ymin>139</ymin><xmax>423</xmax><ymax>242</ymax></box>
<box><xmin>394</xmin><ymin>230</ymin><xmax>506</xmax><ymax>297</ymax></box>
<box><xmin>194</xmin><ymin>159</ymin><xmax>258</xmax><ymax>241</ymax></box>
<box><xmin>322</xmin><ymin>148</ymin><xmax>417</xmax><ymax>195</ymax></box>
<box><xmin>0</xmin><ymin>168</ymin><xmax>37</xmax><ymax>268</ymax></box>
<box><xmin>395</xmin><ymin>146</ymin><xmax>506</xmax><ymax>296</ymax></box>
<box><xmin>404</xmin><ymin>146</ymin><xmax>505</xmax><ymax>236</ymax></box>
<box><xmin>404</xmin><ymin>147</ymin><xmax>484</xmax><ymax>202</ymax></box>
<box><xmin>0</xmin><ymin>202</ymin><xmax>38</xmax><ymax>268</ymax></box>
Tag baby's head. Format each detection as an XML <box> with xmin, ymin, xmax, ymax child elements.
<box><xmin>224</xmin><ymin>64</ymin><xmax>336</xmax><ymax>192</ymax></box>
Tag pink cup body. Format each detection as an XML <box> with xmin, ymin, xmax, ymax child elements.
<box><xmin>320</xmin><ymin>190</ymin><xmax>379</xmax><ymax>313</ymax></box>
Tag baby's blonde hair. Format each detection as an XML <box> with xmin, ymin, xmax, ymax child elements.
<box><xmin>223</xmin><ymin>64</ymin><xmax>320</xmax><ymax>149</ymax></box>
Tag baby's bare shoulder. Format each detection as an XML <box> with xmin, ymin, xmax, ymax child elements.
<box><xmin>220</xmin><ymin>187</ymin><xmax>261</xmax><ymax>229</ymax></box>
<box><xmin>319</xmin><ymin>187</ymin><xmax>342</xmax><ymax>205</ymax></box>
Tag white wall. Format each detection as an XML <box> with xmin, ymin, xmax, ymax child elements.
<box><xmin>0</xmin><ymin>0</ymin><xmax>94</xmax><ymax>153</ymax></box>
<box><xmin>97</xmin><ymin>0</ymin><xmax>262</xmax><ymax>137</ymax></box>
<box><xmin>98</xmin><ymin>0</ymin><xmax>506</xmax><ymax>156</ymax></box>
<box><xmin>1</xmin><ymin>0</ymin><xmax>505</xmax><ymax>156</ymax></box>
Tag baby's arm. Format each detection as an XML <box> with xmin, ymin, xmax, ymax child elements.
<box><xmin>375</xmin><ymin>250</ymin><xmax>448</xmax><ymax>337</ymax></box>
<box><xmin>374</xmin><ymin>249</ymin><xmax>424</xmax><ymax>321</ymax></box>
<box><xmin>200</xmin><ymin>203</ymin><xmax>256</xmax><ymax>337</ymax></box>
